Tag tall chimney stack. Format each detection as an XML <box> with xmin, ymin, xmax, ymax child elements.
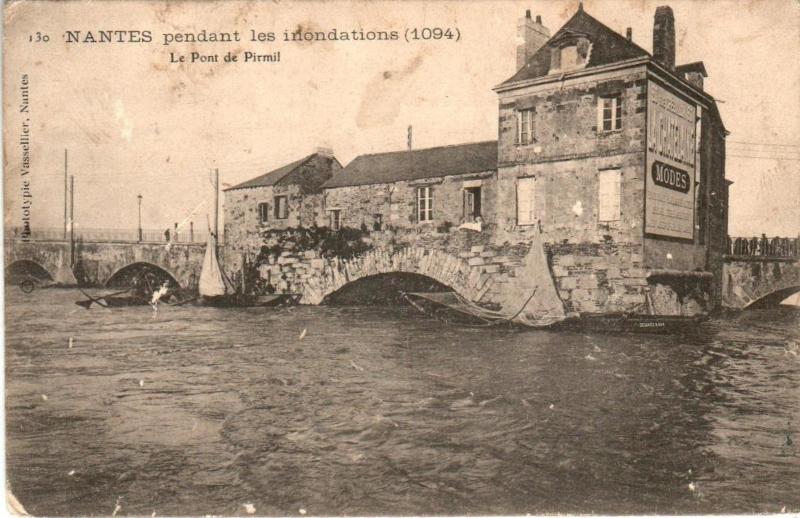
<box><xmin>626</xmin><ymin>27</ymin><xmax>632</xmax><ymax>41</ymax></box>
<box><xmin>516</xmin><ymin>10</ymin><xmax>550</xmax><ymax>71</ymax></box>
<box><xmin>653</xmin><ymin>6</ymin><xmax>675</xmax><ymax>70</ymax></box>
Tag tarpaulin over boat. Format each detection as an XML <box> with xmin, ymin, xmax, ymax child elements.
<box><xmin>499</xmin><ymin>232</ymin><xmax>567</xmax><ymax>327</ymax></box>
<box><xmin>406</xmin><ymin>233</ymin><xmax>567</xmax><ymax>327</ymax></box>
<box><xmin>199</xmin><ymin>233</ymin><xmax>234</xmax><ymax>297</ymax></box>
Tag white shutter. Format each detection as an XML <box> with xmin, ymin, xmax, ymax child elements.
<box><xmin>517</xmin><ymin>177</ymin><xmax>536</xmax><ymax>225</ymax></box>
<box><xmin>598</xmin><ymin>170</ymin><xmax>621</xmax><ymax>221</ymax></box>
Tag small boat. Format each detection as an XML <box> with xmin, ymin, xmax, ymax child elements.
<box><xmin>75</xmin><ymin>288</ymin><xmax>150</xmax><ymax>309</ymax></box>
<box><xmin>196</xmin><ymin>231</ymin><xmax>300</xmax><ymax>307</ymax></box>
<box><xmin>550</xmin><ymin>312</ymin><xmax>708</xmax><ymax>335</ymax></box>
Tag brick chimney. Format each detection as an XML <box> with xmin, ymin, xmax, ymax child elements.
<box><xmin>676</xmin><ymin>62</ymin><xmax>707</xmax><ymax>90</ymax></box>
<box><xmin>653</xmin><ymin>6</ymin><xmax>675</xmax><ymax>70</ymax></box>
<box><xmin>516</xmin><ymin>10</ymin><xmax>550</xmax><ymax>71</ymax></box>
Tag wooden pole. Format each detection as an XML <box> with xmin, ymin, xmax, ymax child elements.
<box><xmin>69</xmin><ymin>175</ymin><xmax>75</xmax><ymax>266</ymax></box>
<box><xmin>64</xmin><ymin>149</ymin><xmax>68</xmax><ymax>239</ymax></box>
<box><xmin>214</xmin><ymin>168</ymin><xmax>220</xmax><ymax>241</ymax></box>
<box><xmin>240</xmin><ymin>253</ymin><xmax>246</xmax><ymax>294</ymax></box>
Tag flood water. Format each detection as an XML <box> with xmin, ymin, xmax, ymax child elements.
<box><xmin>5</xmin><ymin>287</ymin><xmax>800</xmax><ymax>516</ymax></box>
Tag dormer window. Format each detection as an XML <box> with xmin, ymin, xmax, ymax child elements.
<box><xmin>548</xmin><ymin>32</ymin><xmax>591</xmax><ymax>74</ymax></box>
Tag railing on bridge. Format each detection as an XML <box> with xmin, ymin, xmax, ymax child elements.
<box><xmin>727</xmin><ymin>236</ymin><xmax>800</xmax><ymax>258</ymax></box>
<box><xmin>4</xmin><ymin>226</ymin><xmax>218</xmax><ymax>244</ymax></box>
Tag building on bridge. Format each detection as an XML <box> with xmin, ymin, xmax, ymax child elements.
<box><xmin>491</xmin><ymin>4</ymin><xmax>729</xmax><ymax>313</ymax></box>
<box><xmin>218</xmin><ymin>4</ymin><xmax>731</xmax><ymax>314</ymax></box>
<box><xmin>223</xmin><ymin>148</ymin><xmax>341</xmax><ymax>249</ymax></box>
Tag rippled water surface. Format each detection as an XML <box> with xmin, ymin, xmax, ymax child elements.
<box><xmin>5</xmin><ymin>288</ymin><xmax>800</xmax><ymax>515</ymax></box>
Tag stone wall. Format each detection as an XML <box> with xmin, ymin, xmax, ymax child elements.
<box><xmin>323</xmin><ymin>171</ymin><xmax>497</xmax><ymax>231</ymax></box>
<box><xmin>224</xmin><ymin>185</ymin><xmax>325</xmax><ymax>253</ymax></box>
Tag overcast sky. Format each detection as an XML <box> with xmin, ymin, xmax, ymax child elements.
<box><xmin>3</xmin><ymin>0</ymin><xmax>799</xmax><ymax>236</ymax></box>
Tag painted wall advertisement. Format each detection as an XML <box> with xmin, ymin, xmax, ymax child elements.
<box><xmin>645</xmin><ymin>81</ymin><xmax>697</xmax><ymax>240</ymax></box>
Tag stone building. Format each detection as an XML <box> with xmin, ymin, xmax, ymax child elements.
<box><xmin>223</xmin><ymin>149</ymin><xmax>341</xmax><ymax>249</ymax></box>
<box><xmin>322</xmin><ymin>141</ymin><xmax>498</xmax><ymax>233</ymax></box>
<box><xmin>491</xmin><ymin>4</ymin><xmax>728</xmax><ymax>313</ymax></box>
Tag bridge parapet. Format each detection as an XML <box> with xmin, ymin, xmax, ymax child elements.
<box><xmin>5</xmin><ymin>226</ymin><xmax>213</xmax><ymax>244</ymax></box>
<box><xmin>727</xmin><ymin>236</ymin><xmax>800</xmax><ymax>259</ymax></box>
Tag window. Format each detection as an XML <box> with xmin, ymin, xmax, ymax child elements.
<box><xmin>329</xmin><ymin>209</ymin><xmax>341</xmax><ymax>230</ymax></box>
<box><xmin>274</xmin><ymin>195</ymin><xmax>288</xmax><ymax>219</ymax></box>
<box><xmin>417</xmin><ymin>186</ymin><xmax>433</xmax><ymax>222</ymax></box>
<box><xmin>598</xmin><ymin>169</ymin><xmax>622</xmax><ymax>222</ymax></box>
<box><xmin>516</xmin><ymin>177</ymin><xmax>537</xmax><ymax>225</ymax></box>
<box><xmin>463</xmin><ymin>187</ymin><xmax>482</xmax><ymax>222</ymax></box>
<box><xmin>258</xmin><ymin>202</ymin><xmax>269</xmax><ymax>223</ymax></box>
<box><xmin>517</xmin><ymin>108</ymin><xmax>535</xmax><ymax>145</ymax></box>
<box><xmin>598</xmin><ymin>95</ymin><xmax>622</xmax><ymax>132</ymax></box>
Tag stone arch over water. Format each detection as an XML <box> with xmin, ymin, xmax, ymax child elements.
<box><xmin>303</xmin><ymin>247</ymin><xmax>488</xmax><ymax>305</ymax></box>
<box><xmin>104</xmin><ymin>261</ymin><xmax>181</xmax><ymax>289</ymax></box>
<box><xmin>5</xmin><ymin>259</ymin><xmax>55</xmax><ymax>283</ymax></box>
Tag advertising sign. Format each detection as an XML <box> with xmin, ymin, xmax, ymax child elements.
<box><xmin>645</xmin><ymin>81</ymin><xmax>697</xmax><ymax>240</ymax></box>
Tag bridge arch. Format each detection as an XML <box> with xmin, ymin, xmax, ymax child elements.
<box><xmin>301</xmin><ymin>246</ymin><xmax>485</xmax><ymax>305</ymax></box>
<box><xmin>104</xmin><ymin>261</ymin><xmax>181</xmax><ymax>289</ymax></box>
<box><xmin>723</xmin><ymin>258</ymin><xmax>800</xmax><ymax>309</ymax></box>
<box><xmin>322</xmin><ymin>271</ymin><xmax>454</xmax><ymax>305</ymax></box>
<box><xmin>5</xmin><ymin>259</ymin><xmax>55</xmax><ymax>283</ymax></box>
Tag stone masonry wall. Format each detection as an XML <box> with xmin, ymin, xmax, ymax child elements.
<box><xmin>323</xmin><ymin>171</ymin><xmax>498</xmax><ymax>231</ymax></box>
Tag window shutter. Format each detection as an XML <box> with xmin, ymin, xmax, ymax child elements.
<box><xmin>598</xmin><ymin>170</ymin><xmax>621</xmax><ymax>221</ymax></box>
<box><xmin>517</xmin><ymin>177</ymin><xmax>536</xmax><ymax>225</ymax></box>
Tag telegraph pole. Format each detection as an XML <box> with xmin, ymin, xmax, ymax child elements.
<box><xmin>137</xmin><ymin>194</ymin><xmax>143</xmax><ymax>242</ymax></box>
<box><xmin>69</xmin><ymin>175</ymin><xmax>75</xmax><ymax>266</ymax></box>
<box><xmin>64</xmin><ymin>149</ymin><xmax>68</xmax><ymax>239</ymax></box>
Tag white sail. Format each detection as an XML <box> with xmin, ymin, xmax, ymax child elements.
<box><xmin>198</xmin><ymin>233</ymin><xmax>232</xmax><ymax>297</ymax></box>
<box><xmin>500</xmin><ymin>232</ymin><xmax>567</xmax><ymax>327</ymax></box>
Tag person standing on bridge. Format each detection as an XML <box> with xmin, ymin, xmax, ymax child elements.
<box><xmin>164</xmin><ymin>228</ymin><xmax>171</xmax><ymax>242</ymax></box>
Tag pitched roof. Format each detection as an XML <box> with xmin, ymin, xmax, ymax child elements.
<box><xmin>225</xmin><ymin>153</ymin><xmax>316</xmax><ymax>191</ymax></box>
<box><xmin>500</xmin><ymin>8</ymin><xmax>650</xmax><ymax>86</ymax></box>
<box><xmin>323</xmin><ymin>141</ymin><xmax>498</xmax><ymax>189</ymax></box>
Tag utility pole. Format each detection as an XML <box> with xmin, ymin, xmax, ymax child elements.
<box><xmin>64</xmin><ymin>149</ymin><xmax>68</xmax><ymax>239</ymax></box>
<box><xmin>137</xmin><ymin>194</ymin><xmax>143</xmax><ymax>242</ymax></box>
<box><xmin>69</xmin><ymin>175</ymin><xmax>75</xmax><ymax>266</ymax></box>
<box><xmin>214</xmin><ymin>168</ymin><xmax>220</xmax><ymax>241</ymax></box>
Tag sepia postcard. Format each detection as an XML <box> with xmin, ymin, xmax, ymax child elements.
<box><xmin>3</xmin><ymin>0</ymin><xmax>799</xmax><ymax>515</ymax></box>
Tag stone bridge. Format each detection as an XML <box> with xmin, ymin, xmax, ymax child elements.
<box><xmin>721</xmin><ymin>236</ymin><xmax>800</xmax><ymax>309</ymax></box>
<box><xmin>6</xmin><ymin>231</ymin><xmax>799</xmax><ymax>311</ymax></box>
<box><xmin>722</xmin><ymin>259</ymin><xmax>800</xmax><ymax>309</ymax></box>
<box><xmin>4</xmin><ymin>238</ymin><xmax>206</xmax><ymax>289</ymax></box>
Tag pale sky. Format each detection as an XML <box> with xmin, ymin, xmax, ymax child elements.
<box><xmin>3</xmin><ymin>0</ymin><xmax>799</xmax><ymax>237</ymax></box>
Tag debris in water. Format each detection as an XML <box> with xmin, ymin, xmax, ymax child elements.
<box><xmin>781</xmin><ymin>506</ymin><xmax>786</xmax><ymax>513</ymax></box>
<box><xmin>585</xmin><ymin>354</ymin><xmax>597</xmax><ymax>361</ymax></box>
<box><xmin>593</xmin><ymin>345</ymin><xmax>602</xmax><ymax>352</ymax></box>
<box><xmin>69</xmin><ymin>337</ymin><xmax>74</xmax><ymax>348</ymax></box>
<box><xmin>41</xmin><ymin>394</ymin><xmax>48</xmax><ymax>401</ymax></box>
<box><xmin>350</xmin><ymin>360</ymin><xmax>364</xmax><ymax>372</ymax></box>
<box><xmin>242</xmin><ymin>503</ymin><xmax>256</xmax><ymax>514</ymax></box>
<box><xmin>68</xmin><ymin>469</ymin><xmax>75</xmax><ymax>476</ymax></box>
<box><xmin>299</xmin><ymin>508</ymin><xmax>307</xmax><ymax>515</ymax></box>
<box><xmin>112</xmin><ymin>496</ymin><xmax>123</xmax><ymax>516</ymax></box>
<box><xmin>479</xmin><ymin>395</ymin><xmax>504</xmax><ymax>407</ymax></box>
<box><xmin>299</xmin><ymin>328</ymin><xmax>307</xmax><ymax>340</ymax></box>
<box><xmin>521</xmin><ymin>398</ymin><xmax>531</xmax><ymax>407</ymax></box>
<box><xmin>139</xmin><ymin>379</ymin><xmax>145</xmax><ymax>387</ymax></box>
<box><xmin>688</xmin><ymin>482</ymin><xmax>696</xmax><ymax>492</ymax></box>
<box><xmin>549</xmin><ymin>403</ymin><xmax>554</xmax><ymax>409</ymax></box>
<box><xmin>151</xmin><ymin>511</ymin><xmax>156</xmax><ymax>518</ymax></box>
